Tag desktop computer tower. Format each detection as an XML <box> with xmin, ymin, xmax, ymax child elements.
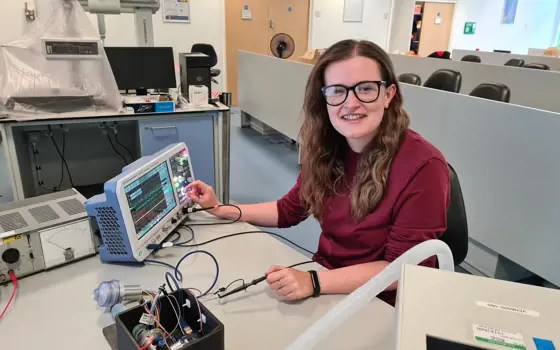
<box><xmin>179</xmin><ymin>53</ymin><xmax>212</xmax><ymax>102</ymax></box>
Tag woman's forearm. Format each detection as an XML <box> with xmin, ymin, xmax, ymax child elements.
<box><xmin>212</xmin><ymin>202</ymin><xmax>279</xmax><ymax>227</ymax></box>
<box><xmin>317</xmin><ymin>260</ymin><xmax>397</xmax><ymax>295</ymax></box>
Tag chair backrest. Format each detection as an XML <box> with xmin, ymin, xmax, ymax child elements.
<box><xmin>191</xmin><ymin>43</ymin><xmax>218</xmax><ymax>67</ymax></box>
<box><xmin>524</xmin><ymin>63</ymin><xmax>550</xmax><ymax>70</ymax></box>
<box><xmin>461</xmin><ymin>54</ymin><xmax>481</xmax><ymax>63</ymax></box>
<box><xmin>398</xmin><ymin>73</ymin><xmax>422</xmax><ymax>86</ymax></box>
<box><xmin>504</xmin><ymin>58</ymin><xmax>525</xmax><ymax>67</ymax></box>
<box><xmin>427</xmin><ymin>51</ymin><xmax>451</xmax><ymax>59</ymax></box>
<box><xmin>440</xmin><ymin>163</ymin><xmax>468</xmax><ymax>266</ymax></box>
<box><xmin>423</xmin><ymin>69</ymin><xmax>462</xmax><ymax>93</ymax></box>
<box><xmin>469</xmin><ymin>83</ymin><xmax>511</xmax><ymax>103</ymax></box>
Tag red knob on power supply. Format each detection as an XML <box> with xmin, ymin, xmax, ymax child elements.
<box><xmin>2</xmin><ymin>248</ymin><xmax>20</xmax><ymax>264</ymax></box>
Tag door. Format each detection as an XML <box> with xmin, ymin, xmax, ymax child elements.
<box><xmin>225</xmin><ymin>0</ymin><xmax>270</xmax><ymax>106</ymax></box>
<box><xmin>418</xmin><ymin>2</ymin><xmax>455</xmax><ymax>57</ymax></box>
<box><xmin>225</xmin><ymin>0</ymin><xmax>310</xmax><ymax>106</ymax></box>
<box><xmin>268</xmin><ymin>0</ymin><xmax>310</xmax><ymax>62</ymax></box>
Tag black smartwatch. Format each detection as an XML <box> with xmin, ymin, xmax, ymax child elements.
<box><xmin>308</xmin><ymin>270</ymin><xmax>321</xmax><ymax>298</ymax></box>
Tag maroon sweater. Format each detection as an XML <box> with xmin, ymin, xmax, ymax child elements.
<box><xmin>276</xmin><ymin>129</ymin><xmax>450</xmax><ymax>305</ymax></box>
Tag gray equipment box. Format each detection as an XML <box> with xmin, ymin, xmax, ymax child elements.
<box><xmin>0</xmin><ymin>189</ymin><xmax>96</xmax><ymax>282</ymax></box>
<box><xmin>396</xmin><ymin>265</ymin><xmax>560</xmax><ymax>350</ymax></box>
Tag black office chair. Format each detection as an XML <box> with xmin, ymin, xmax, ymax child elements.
<box><xmin>439</xmin><ymin>163</ymin><xmax>468</xmax><ymax>266</ymax></box>
<box><xmin>504</xmin><ymin>58</ymin><xmax>525</xmax><ymax>67</ymax></box>
<box><xmin>461</xmin><ymin>54</ymin><xmax>481</xmax><ymax>63</ymax></box>
<box><xmin>524</xmin><ymin>63</ymin><xmax>550</xmax><ymax>70</ymax></box>
<box><xmin>469</xmin><ymin>83</ymin><xmax>511</xmax><ymax>103</ymax></box>
<box><xmin>423</xmin><ymin>69</ymin><xmax>462</xmax><ymax>93</ymax></box>
<box><xmin>191</xmin><ymin>43</ymin><xmax>221</xmax><ymax>83</ymax></box>
<box><xmin>398</xmin><ymin>73</ymin><xmax>422</xmax><ymax>85</ymax></box>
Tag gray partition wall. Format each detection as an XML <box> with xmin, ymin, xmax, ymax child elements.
<box><xmin>452</xmin><ymin>49</ymin><xmax>560</xmax><ymax>71</ymax></box>
<box><xmin>390</xmin><ymin>54</ymin><xmax>560</xmax><ymax>113</ymax></box>
<box><xmin>402</xmin><ymin>84</ymin><xmax>560</xmax><ymax>287</ymax></box>
<box><xmin>238</xmin><ymin>51</ymin><xmax>312</xmax><ymax>141</ymax></box>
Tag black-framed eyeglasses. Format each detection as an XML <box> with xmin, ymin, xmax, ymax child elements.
<box><xmin>321</xmin><ymin>81</ymin><xmax>387</xmax><ymax>106</ymax></box>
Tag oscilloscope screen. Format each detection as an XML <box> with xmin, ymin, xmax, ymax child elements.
<box><xmin>124</xmin><ymin>161</ymin><xmax>176</xmax><ymax>239</ymax></box>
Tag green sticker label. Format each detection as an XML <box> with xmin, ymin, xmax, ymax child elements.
<box><xmin>473</xmin><ymin>324</ymin><xmax>526</xmax><ymax>350</ymax></box>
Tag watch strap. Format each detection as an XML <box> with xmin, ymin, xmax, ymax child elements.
<box><xmin>308</xmin><ymin>270</ymin><xmax>321</xmax><ymax>298</ymax></box>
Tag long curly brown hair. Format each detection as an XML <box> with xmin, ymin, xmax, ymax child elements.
<box><xmin>300</xmin><ymin>40</ymin><xmax>410</xmax><ymax>221</ymax></box>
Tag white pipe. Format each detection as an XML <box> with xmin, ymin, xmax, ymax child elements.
<box><xmin>286</xmin><ymin>239</ymin><xmax>454</xmax><ymax>350</ymax></box>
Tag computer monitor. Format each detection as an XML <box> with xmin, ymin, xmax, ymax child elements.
<box><xmin>85</xmin><ymin>143</ymin><xmax>195</xmax><ymax>262</ymax></box>
<box><xmin>104</xmin><ymin>46</ymin><xmax>176</xmax><ymax>94</ymax></box>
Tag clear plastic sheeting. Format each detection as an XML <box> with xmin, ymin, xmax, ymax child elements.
<box><xmin>286</xmin><ymin>240</ymin><xmax>455</xmax><ymax>350</ymax></box>
<box><xmin>0</xmin><ymin>0</ymin><xmax>122</xmax><ymax>117</ymax></box>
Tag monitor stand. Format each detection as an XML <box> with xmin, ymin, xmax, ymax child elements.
<box><xmin>135</xmin><ymin>88</ymin><xmax>148</xmax><ymax>96</ymax></box>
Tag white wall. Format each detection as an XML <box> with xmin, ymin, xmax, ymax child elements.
<box><xmin>309</xmin><ymin>0</ymin><xmax>392</xmax><ymax>50</ymax></box>
<box><xmin>451</xmin><ymin>0</ymin><xmax>560</xmax><ymax>54</ymax></box>
<box><xmin>0</xmin><ymin>0</ymin><xmax>226</xmax><ymax>87</ymax></box>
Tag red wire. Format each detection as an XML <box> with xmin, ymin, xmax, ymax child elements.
<box><xmin>0</xmin><ymin>271</ymin><xmax>18</xmax><ymax>320</ymax></box>
<box><xmin>138</xmin><ymin>336</ymin><xmax>154</xmax><ymax>350</ymax></box>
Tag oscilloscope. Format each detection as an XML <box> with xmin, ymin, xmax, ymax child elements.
<box><xmin>85</xmin><ymin>143</ymin><xmax>195</xmax><ymax>263</ymax></box>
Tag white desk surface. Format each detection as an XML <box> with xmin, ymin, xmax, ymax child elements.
<box><xmin>0</xmin><ymin>218</ymin><xmax>394</xmax><ymax>349</ymax></box>
<box><xmin>0</xmin><ymin>103</ymin><xmax>229</xmax><ymax>123</ymax></box>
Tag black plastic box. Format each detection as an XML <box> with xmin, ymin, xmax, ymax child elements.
<box><xmin>115</xmin><ymin>289</ymin><xmax>224</xmax><ymax>350</ymax></box>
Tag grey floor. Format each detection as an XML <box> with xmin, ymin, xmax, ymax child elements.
<box><xmin>228</xmin><ymin>109</ymin><xmax>321</xmax><ymax>257</ymax></box>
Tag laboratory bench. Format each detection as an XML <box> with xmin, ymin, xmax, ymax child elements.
<box><xmin>0</xmin><ymin>216</ymin><xmax>395</xmax><ymax>350</ymax></box>
<box><xmin>0</xmin><ymin>104</ymin><xmax>231</xmax><ymax>204</ymax></box>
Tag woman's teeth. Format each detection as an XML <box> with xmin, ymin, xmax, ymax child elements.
<box><xmin>342</xmin><ymin>114</ymin><xmax>365</xmax><ymax>120</ymax></box>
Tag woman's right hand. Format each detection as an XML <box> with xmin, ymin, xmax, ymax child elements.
<box><xmin>186</xmin><ymin>180</ymin><xmax>220</xmax><ymax>208</ymax></box>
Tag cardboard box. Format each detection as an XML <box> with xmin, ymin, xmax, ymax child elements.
<box><xmin>299</xmin><ymin>49</ymin><xmax>323</xmax><ymax>64</ymax></box>
<box><xmin>123</xmin><ymin>96</ymin><xmax>175</xmax><ymax>114</ymax></box>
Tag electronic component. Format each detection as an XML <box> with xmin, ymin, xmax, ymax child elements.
<box><xmin>93</xmin><ymin>280</ymin><xmax>143</xmax><ymax>308</ymax></box>
<box><xmin>104</xmin><ymin>47</ymin><xmax>176</xmax><ymax>95</ymax></box>
<box><xmin>115</xmin><ymin>289</ymin><xmax>224</xmax><ymax>350</ymax></box>
<box><xmin>0</xmin><ymin>189</ymin><xmax>96</xmax><ymax>282</ymax></box>
<box><xmin>85</xmin><ymin>143</ymin><xmax>195</xmax><ymax>263</ymax></box>
<box><xmin>179</xmin><ymin>53</ymin><xmax>212</xmax><ymax>103</ymax></box>
<box><xmin>395</xmin><ymin>265</ymin><xmax>560</xmax><ymax>350</ymax></box>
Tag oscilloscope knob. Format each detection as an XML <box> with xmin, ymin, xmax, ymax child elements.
<box><xmin>2</xmin><ymin>248</ymin><xmax>20</xmax><ymax>264</ymax></box>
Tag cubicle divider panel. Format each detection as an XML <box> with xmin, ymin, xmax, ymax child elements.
<box><xmin>452</xmin><ymin>49</ymin><xmax>560</xmax><ymax>71</ymax></box>
<box><xmin>238</xmin><ymin>51</ymin><xmax>311</xmax><ymax>141</ymax></box>
<box><xmin>139</xmin><ymin>113</ymin><xmax>217</xmax><ymax>190</ymax></box>
<box><xmin>402</xmin><ymin>84</ymin><xmax>560</xmax><ymax>286</ymax></box>
<box><xmin>390</xmin><ymin>54</ymin><xmax>560</xmax><ymax>113</ymax></box>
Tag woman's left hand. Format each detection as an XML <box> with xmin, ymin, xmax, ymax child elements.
<box><xmin>265</xmin><ymin>266</ymin><xmax>314</xmax><ymax>301</ymax></box>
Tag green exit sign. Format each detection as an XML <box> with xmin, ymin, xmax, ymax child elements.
<box><xmin>464</xmin><ymin>22</ymin><xmax>476</xmax><ymax>35</ymax></box>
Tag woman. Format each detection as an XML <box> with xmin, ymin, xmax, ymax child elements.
<box><xmin>186</xmin><ymin>40</ymin><xmax>450</xmax><ymax>305</ymax></box>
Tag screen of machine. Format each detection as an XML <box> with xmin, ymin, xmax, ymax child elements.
<box><xmin>124</xmin><ymin>162</ymin><xmax>176</xmax><ymax>239</ymax></box>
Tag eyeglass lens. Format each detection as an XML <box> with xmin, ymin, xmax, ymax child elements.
<box><xmin>323</xmin><ymin>82</ymin><xmax>381</xmax><ymax>106</ymax></box>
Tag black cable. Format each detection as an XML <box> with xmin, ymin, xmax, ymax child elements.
<box><xmin>212</xmin><ymin>279</ymin><xmax>245</xmax><ymax>295</ymax></box>
<box><xmin>174</xmin><ymin>226</ymin><xmax>194</xmax><ymax>245</ymax></box>
<box><xmin>217</xmin><ymin>259</ymin><xmax>324</xmax><ymax>299</ymax></box>
<box><xmin>48</xmin><ymin>125</ymin><xmax>75</xmax><ymax>187</ymax></box>
<box><xmin>55</xmin><ymin>131</ymin><xmax>66</xmax><ymax>190</ymax></box>
<box><xmin>187</xmin><ymin>204</ymin><xmax>242</xmax><ymax>225</ymax></box>
<box><xmin>114</xmin><ymin>133</ymin><xmax>135</xmax><ymax>163</ymax></box>
<box><xmin>164</xmin><ymin>231</ymin><xmax>181</xmax><ymax>244</ymax></box>
<box><xmin>107</xmin><ymin>134</ymin><xmax>128</xmax><ymax>166</ymax></box>
<box><xmin>175</xmin><ymin>230</ymin><xmax>318</xmax><ymax>258</ymax></box>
